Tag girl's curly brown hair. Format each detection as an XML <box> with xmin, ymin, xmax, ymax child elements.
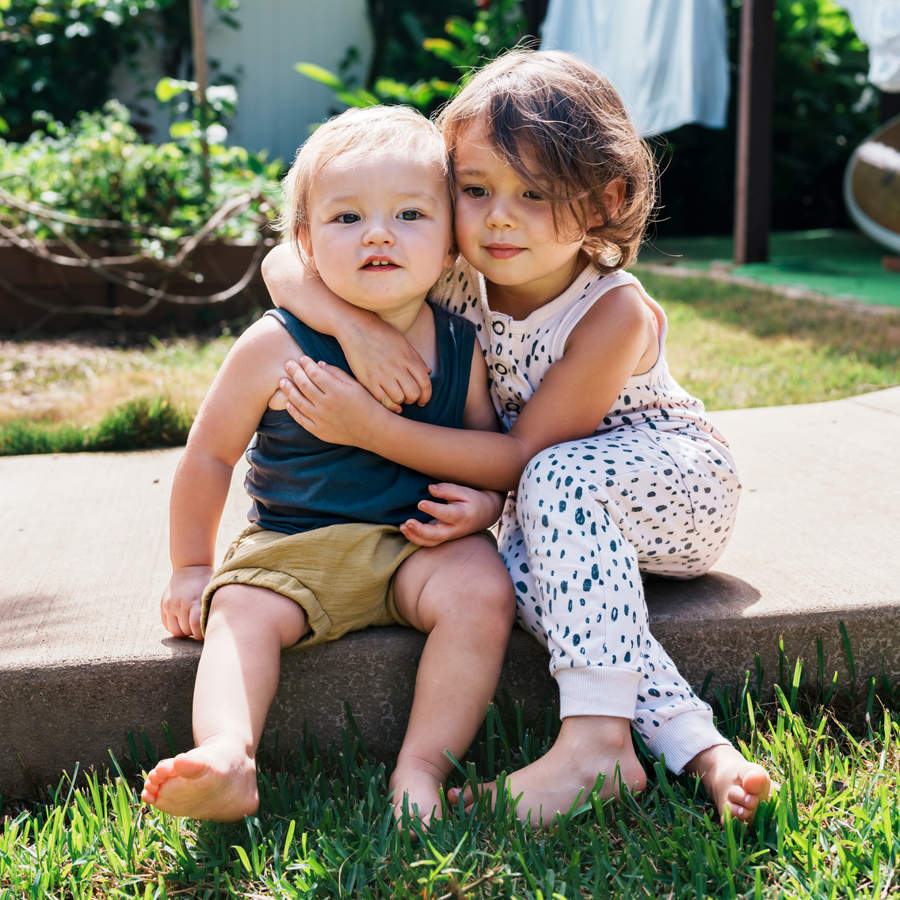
<box><xmin>437</xmin><ymin>49</ymin><xmax>657</xmax><ymax>273</ymax></box>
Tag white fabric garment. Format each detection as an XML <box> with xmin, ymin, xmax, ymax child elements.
<box><xmin>840</xmin><ymin>0</ymin><xmax>900</xmax><ymax>92</ymax></box>
<box><xmin>540</xmin><ymin>0</ymin><xmax>729</xmax><ymax>136</ymax></box>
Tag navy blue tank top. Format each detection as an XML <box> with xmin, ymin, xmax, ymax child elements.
<box><xmin>245</xmin><ymin>303</ymin><xmax>476</xmax><ymax>534</ymax></box>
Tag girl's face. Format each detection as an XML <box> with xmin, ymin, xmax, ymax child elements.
<box><xmin>452</xmin><ymin>122</ymin><xmax>586</xmax><ymax>314</ymax></box>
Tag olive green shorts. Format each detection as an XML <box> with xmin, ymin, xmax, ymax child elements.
<box><xmin>201</xmin><ymin>522</ymin><xmax>421</xmax><ymax>648</ymax></box>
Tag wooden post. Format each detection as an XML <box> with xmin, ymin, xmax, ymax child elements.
<box><xmin>882</xmin><ymin>91</ymin><xmax>900</xmax><ymax>123</ymax></box>
<box><xmin>733</xmin><ymin>0</ymin><xmax>775</xmax><ymax>264</ymax></box>
<box><xmin>190</xmin><ymin>0</ymin><xmax>210</xmax><ymax>192</ymax></box>
<box><xmin>523</xmin><ymin>0</ymin><xmax>550</xmax><ymax>42</ymax></box>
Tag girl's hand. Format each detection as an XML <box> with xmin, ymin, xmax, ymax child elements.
<box><xmin>282</xmin><ymin>356</ymin><xmax>384</xmax><ymax>446</ymax></box>
<box><xmin>341</xmin><ymin>316</ymin><xmax>432</xmax><ymax>412</ymax></box>
<box><xmin>160</xmin><ymin>565</ymin><xmax>213</xmax><ymax>640</ymax></box>
<box><xmin>399</xmin><ymin>483</ymin><xmax>505</xmax><ymax>547</ymax></box>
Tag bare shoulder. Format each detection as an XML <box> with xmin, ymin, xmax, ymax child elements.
<box><xmin>564</xmin><ymin>282</ymin><xmax>658</xmax><ymax>374</ymax></box>
<box><xmin>223</xmin><ymin>314</ymin><xmax>302</xmax><ymax>386</ymax></box>
<box><xmin>568</xmin><ymin>282</ymin><xmax>648</xmax><ymax>344</ymax></box>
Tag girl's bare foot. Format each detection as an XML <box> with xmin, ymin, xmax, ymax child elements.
<box><xmin>449</xmin><ymin>716</ymin><xmax>647</xmax><ymax>827</ymax></box>
<box><xmin>389</xmin><ymin>758</ymin><xmax>444</xmax><ymax>827</ymax></box>
<box><xmin>685</xmin><ymin>743</ymin><xmax>773</xmax><ymax>825</ymax></box>
<box><xmin>141</xmin><ymin>735</ymin><xmax>259</xmax><ymax>822</ymax></box>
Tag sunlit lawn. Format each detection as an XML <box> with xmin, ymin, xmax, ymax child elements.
<box><xmin>1</xmin><ymin>654</ymin><xmax>897</xmax><ymax>899</ymax></box>
<box><xmin>2</xmin><ymin>268</ymin><xmax>897</xmax><ymax>455</ymax></box>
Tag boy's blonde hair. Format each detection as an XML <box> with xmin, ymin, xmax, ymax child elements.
<box><xmin>436</xmin><ymin>49</ymin><xmax>656</xmax><ymax>273</ymax></box>
<box><xmin>279</xmin><ymin>105</ymin><xmax>450</xmax><ymax>258</ymax></box>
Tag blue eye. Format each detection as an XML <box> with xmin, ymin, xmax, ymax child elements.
<box><xmin>399</xmin><ymin>209</ymin><xmax>423</xmax><ymax>220</ymax></box>
<box><xmin>335</xmin><ymin>213</ymin><xmax>359</xmax><ymax>224</ymax></box>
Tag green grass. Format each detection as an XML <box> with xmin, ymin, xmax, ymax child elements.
<box><xmin>2</xmin><ymin>269</ymin><xmax>898</xmax><ymax>455</ymax></box>
<box><xmin>634</xmin><ymin>268</ymin><xmax>900</xmax><ymax>410</ymax></box>
<box><xmin>0</xmin><ymin>396</ymin><xmax>193</xmax><ymax>455</ymax></box>
<box><xmin>2</xmin><ymin>651</ymin><xmax>898</xmax><ymax>899</ymax></box>
<box><xmin>637</xmin><ymin>230</ymin><xmax>900</xmax><ymax>310</ymax></box>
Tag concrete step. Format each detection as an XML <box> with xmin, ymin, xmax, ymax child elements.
<box><xmin>2</xmin><ymin>388</ymin><xmax>898</xmax><ymax>800</ymax></box>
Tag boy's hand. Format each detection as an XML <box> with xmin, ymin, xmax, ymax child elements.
<box><xmin>399</xmin><ymin>484</ymin><xmax>505</xmax><ymax>547</ymax></box>
<box><xmin>281</xmin><ymin>356</ymin><xmax>384</xmax><ymax>446</ymax></box>
<box><xmin>160</xmin><ymin>565</ymin><xmax>213</xmax><ymax>640</ymax></box>
<box><xmin>341</xmin><ymin>316</ymin><xmax>431</xmax><ymax>412</ymax></box>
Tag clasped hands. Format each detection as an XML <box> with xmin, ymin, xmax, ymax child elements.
<box><xmin>279</xmin><ymin>356</ymin><xmax>502</xmax><ymax>547</ymax></box>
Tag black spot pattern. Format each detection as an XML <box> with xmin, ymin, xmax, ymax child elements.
<box><xmin>433</xmin><ymin>260</ymin><xmax>737</xmax><ymax>768</ymax></box>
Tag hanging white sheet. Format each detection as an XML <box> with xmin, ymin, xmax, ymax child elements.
<box><xmin>540</xmin><ymin>0</ymin><xmax>729</xmax><ymax>136</ymax></box>
<box><xmin>839</xmin><ymin>0</ymin><xmax>900</xmax><ymax>92</ymax></box>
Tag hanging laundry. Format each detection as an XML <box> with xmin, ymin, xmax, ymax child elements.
<box><xmin>839</xmin><ymin>0</ymin><xmax>900</xmax><ymax>92</ymax></box>
<box><xmin>540</xmin><ymin>0</ymin><xmax>729</xmax><ymax>136</ymax></box>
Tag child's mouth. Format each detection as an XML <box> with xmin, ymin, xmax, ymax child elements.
<box><xmin>362</xmin><ymin>256</ymin><xmax>399</xmax><ymax>269</ymax></box>
<box><xmin>485</xmin><ymin>244</ymin><xmax>522</xmax><ymax>259</ymax></box>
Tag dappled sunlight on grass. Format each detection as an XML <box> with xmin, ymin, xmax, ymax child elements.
<box><xmin>637</xmin><ymin>268</ymin><xmax>900</xmax><ymax>410</ymax></box>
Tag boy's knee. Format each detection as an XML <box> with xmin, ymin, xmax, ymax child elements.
<box><xmin>208</xmin><ymin>583</ymin><xmax>307</xmax><ymax>642</ymax></box>
<box><xmin>207</xmin><ymin>583</ymin><xmax>255</xmax><ymax>619</ymax></box>
<box><xmin>483</xmin><ymin>568</ymin><xmax>516</xmax><ymax>621</ymax></box>
<box><xmin>456</xmin><ymin>564</ymin><xmax>516</xmax><ymax>634</ymax></box>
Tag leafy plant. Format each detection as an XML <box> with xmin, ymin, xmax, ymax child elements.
<box><xmin>155</xmin><ymin>77</ymin><xmax>238</xmax><ymax>147</ymax></box>
<box><xmin>0</xmin><ymin>0</ymin><xmax>168</xmax><ymax>140</ymax></box>
<box><xmin>295</xmin><ymin>0</ymin><xmax>527</xmax><ymax>116</ymax></box>
<box><xmin>0</xmin><ymin>0</ymin><xmax>243</xmax><ymax>142</ymax></box>
<box><xmin>0</xmin><ymin>100</ymin><xmax>282</xmax><ymax>255</ymax></box>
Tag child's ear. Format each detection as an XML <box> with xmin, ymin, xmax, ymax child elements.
<box><xmin>589</xmin><ymin>178</ymin><xmax>626</xmax><ymax>228</ymax></box>
<box><xmin>297</xmin><ymin>225</ymin><xmax>313</xmax><ymax>261</ymax></box>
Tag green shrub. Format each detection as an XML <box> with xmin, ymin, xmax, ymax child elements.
<box><xmin>0</xmin><ymin>101</ymin><xmax>282</xmax><ymax>255</ymax></box>
<box><xmin>0</xmin><ymin>396</ymin><xmax>192</xmax><ymax>455</ymax></box>
<box><xmin>296</xmin><ymin>0</ymin><xmax>527</xmax><ymax>116</ymax></box>
<box><xmin>0</xmin><ymin>0</ymin><xmax>242</xmax><ymax>142</ymax></box>
<box><xmin>0</xmin><ymin>0</ymin><xmax>166</xmax><ymax>140</ymax></box>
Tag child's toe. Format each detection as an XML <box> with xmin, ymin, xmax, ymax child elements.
<box><xmin>742</xmin><ymin>765</ymin><xmax>771</xmax><ymax>797</ymax></box>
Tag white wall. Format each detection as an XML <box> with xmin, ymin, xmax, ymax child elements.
<box><xmin>112</xmin><ymin>0</ymin><xmax>373</xmax><ymax>165</ymax></box>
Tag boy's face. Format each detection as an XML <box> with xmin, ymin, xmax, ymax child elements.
<box><xmin>452</xmin><ymin>122</ymin><xmax>586</xmax><ymax>307</ymax></box>
<box><xmin>302</xmin><ymin>151</ymin><xmax>454</xmax><ymax>318</ymax></box>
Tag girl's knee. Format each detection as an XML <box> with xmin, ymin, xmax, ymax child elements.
<box><xmin>519</xmin><ymin>444</ymin><xmax>561</xmax><ymax>494</ymax></box>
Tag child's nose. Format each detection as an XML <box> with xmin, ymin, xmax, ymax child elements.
<box><xmin>485</xmin><ymin>198</ymin><xmax>515</xmax><ymax>230</ymax></box>
<box><xmin>363</xmin><ymin>220</ymin><xmax>395</xmax><ymax>245</ymax></box>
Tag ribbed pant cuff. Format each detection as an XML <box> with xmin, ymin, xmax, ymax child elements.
<box><xmin>645</xmin><ymin>708</ymin><xmax>729</xmax><ymax>774</ymax></box>
<box><xmin>555</xmin><ymin>666</ymin><xmax>642</xmax><ymax>720</ymax></box>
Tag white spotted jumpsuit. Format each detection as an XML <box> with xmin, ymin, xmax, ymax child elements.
<box><xmin>434</xmin><ymin>260</ymin><xmax>734</xmax><ymax>772</ymax></box>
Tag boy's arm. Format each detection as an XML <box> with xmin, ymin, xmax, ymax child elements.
<box><xmin>161</xmin><ymin>317</ymin><xmax>292</xmax><ymax>639</ymax></box>
<box><xmin>262</xmin><ymin>243</ymin><xmax>432</xmax><ymax>410</ymax></box>
<box><xmin>398</xmin><ymin>347</ymin><xmax>505</xmax><ymax>546</ymax></box>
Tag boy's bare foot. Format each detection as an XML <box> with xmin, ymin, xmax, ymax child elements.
<box><xmin>449</xmin><ymin>716</ymin><xmax>647</xmax><ymax>827</ymax></box>
<box><xmin>141</xmin><ymin>735</ymin><xmax>259</xmax><ymax>822</ymax></box>
<box><xmin>388</xmin><ymin>760</ymin><xmax>444</xmax><ymax>827</ymax></box>
<box><xmin>685</xmin><ymin>743</ymin><xmax>773</xmax><ymax>826</ymax></box>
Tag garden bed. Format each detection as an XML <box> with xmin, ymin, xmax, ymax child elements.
<box><xmin>0</xmin><ymin>238</ymin><xmax>274</xmax><ymax>335</ymax></box>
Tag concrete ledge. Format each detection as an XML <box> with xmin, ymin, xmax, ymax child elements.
<box><xmin>2</xmin><ymin>388</ymin><xmax>898</xmax><ymax>799</ymax></box>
